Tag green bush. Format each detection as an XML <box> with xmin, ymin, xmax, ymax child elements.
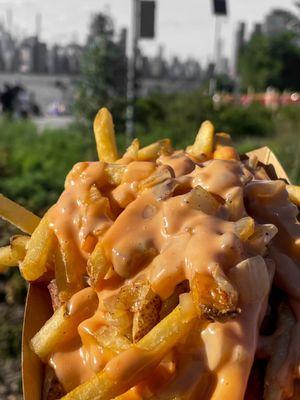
<box><xmin>215</xmin><ymin>103</ymin><xmax>275</xmax><ymax>139</ymax></box>
<box><xmin>0</xmin><ymin>92</ymin><xmax>299</xmax><ymax>216</ymax></box>
<box><xmin>0</xmin><ymin>120</ymin><xmax>96</xmax><ymax>213</ymax></box>
<box><xmin>135</xmin><ymin>91</ymin><xmax>275</xmax><ymax>149</ymax></box>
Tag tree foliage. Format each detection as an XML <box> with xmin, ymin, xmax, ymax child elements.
<box><xmin>74</xmin><ymin>13</ymin><xmax>127</xmax><ymax>130</ymax></box>
<box><xmin>239</xmin><ymin>9</ymin><xmax>300</xmax><ymax>92</ymax></box>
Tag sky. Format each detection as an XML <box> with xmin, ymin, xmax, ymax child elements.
<box><xmin>0</xmin><ymin>0</ymin><xmax>297</xmax><ymax>66</ymax></box>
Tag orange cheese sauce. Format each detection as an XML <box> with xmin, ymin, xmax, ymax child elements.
<box><xmin>45</xmin><ymin>151</ymin><xmax>300</xmax><ymax>399</ymax></box>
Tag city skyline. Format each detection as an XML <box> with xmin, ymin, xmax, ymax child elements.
<box><xmin>0</xmin><ymin>0</ymin><xmax>297</xmax><ymax>65</ymax></box>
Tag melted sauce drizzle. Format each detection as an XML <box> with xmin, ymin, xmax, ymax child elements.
<box><xmin>45</xmin><ymin>152</ymin><xmax>300</xmax><ymax>398</ymax></box>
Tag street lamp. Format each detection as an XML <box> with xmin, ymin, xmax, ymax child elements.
<box><xmin>209</xmin><ymin>0</ymin><xmax>228</xmax><ymax>96</ymax></box>
<box><xmin>126</xmin><ymin>0</ymin><xmax>156</xmax><ymax>144</ymax></box>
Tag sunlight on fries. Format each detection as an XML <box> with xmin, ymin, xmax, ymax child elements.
<box><xmin>20</xmin><ymin>215</ymin><xmax>55</xmax><ymax>281</ymax></box>
<box><xmin>0</xmin><ymin>235</ymin><xmax>29</xmax><ymax>272</ymax></box>
<box><xmin>138</xmin><ymin>139</ymin><xmax>172</xmax><ymax>161</ymax></box>
<box><xmin>187</xmin><ymin>120</ymin><xmax>214</xmax><ymax>160</ymax></box>
<box><xmin>286</xmin><ymin>184</ymin><xmax>300</xmax><ymax>207</ymax></box>
<box><xmin>121</xmin><ymin>138</ymin><xmax>140</xmax><ymax>162</ymax></box>
<box><xmin>0</xmin><ymin>193</ymin><xmax>40</xmax><ymax>234</ymax></box>
<box><xmin>93</xmin><ymin>107</ymin><xmax>118</xmax><ymax>162</ymax></box>
<box><xmin>61</xmin><ymin>301</ymin><xmax>196</xmax><ymax>400</ymax></box>
<box><xmin>87</xmin><ymin>241</ymin><xmax>110</xmax><ymax>288</ymax></box>
<box><xmin>30</xmin><ymin>288</ymin><xmax>98</xmax><ymax>360</ymax></box>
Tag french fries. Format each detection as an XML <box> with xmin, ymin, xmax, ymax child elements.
<box><xmin>30</xmin><ymin>288</ymin><xmax>98</xmax><ymax>360</ymax></box>
<box><xmin>137</xmin><ymin>139</ymin><xmax>171</xmax><ymax>161</ymax></box>
<box><xmin>61</xmin><ymin>300</ymin><xmax>196</xmax><ymax>400</ymax></box>
<box><xmin>94</xmin><ymin>326</ymin><xmax>131</xmax><ymax>355</ymax></box>
<box><xmin>54</xmin><ymin>245</ymin><xmax>84</xmax><ymax>303</ymax></box>
<box><xmin>93</xmin><ymin>108</ymin><xmax>118</xmax><ymax>162</ymax></box>
<box><xmin>104</xmin><ymin>163</ymin><xmax>126</xmax><ymax>186</ymax></box>
<box><xmin>87</xmin><ymin>241</ymin><xmax>110</xmax><ymax>288</ymax></box>
<box><xmin>4</xmin><ymin>106</ymin><xmax>299</xmax><ymax>399</ymax></box>
<box><xmin>213</xmin><ymin>145</ymin><xmax>239</xmax><ymax>161</ymax></box>
<box><xmin>20</xmin><ymin>215</ymin><xmax>55</xmax><ymax>281</ymax></box>
<box><xmin>132</xmin><ymin>286</ymin><xmax>161</xmax><ymax>343</ymax></box>
<box><xmin>0</xmin><ymin>235</ymin><xmax>29</xmax><ymax>272</ymax></box>
<box><xmin>0</xmin><ymin>193</ymin><xmax>40</xmax><ymax>234</ymax></box>
<box><xmin>187</xmin><ymin>120</ymin><xmax>214</xmax><ymax>160</ymax></box>
<box><xmin>286</xmin><ymin>184</ymin><xmax>300</xmax><ymax>207</ymax></box>
<box><xmin>121</xmin><ymin>138</ymin><xmax>140</xmax><ymax>162</ymax></box>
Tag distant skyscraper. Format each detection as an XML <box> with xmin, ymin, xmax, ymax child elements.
<box><xmin>215</xmin><ymin>37</ymin><xmax>227</xmax><ymax>75</ymax></box>
<box><xmin>233</xmin><ymin>21</ymin><xmax>246</xmax><ymax>79</ymax></box>
<box><xmin>151</xmin><ymin>45</ymin><xmax>167</xmax><ymax>78</ymax></box>
<box><xmin>119</xmin><ymin>28</ymin><xmax>127</xmax><ymax>56</ymax></box>
<box><xmin>252</xmin><ymin>23</ymin><xmax>262</xmax><ymax>36</ymax></box>
<box><xmin>33</xmin><ymin>40</ymin><xmax>48</xmax><ymax>73</ymax></box>
<box><xmin>19</xmin><ymin>36</ymin><xmax>48</xmax><ymax>73</ymax></box>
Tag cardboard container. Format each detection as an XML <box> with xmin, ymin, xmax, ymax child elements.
<box><xmin>21</xmin><ymin>147</ymin><xmax>290</xmax><ymax>400</ymax></box>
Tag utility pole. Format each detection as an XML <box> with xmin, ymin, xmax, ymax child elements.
<box><xmin>209</xmin><ymin>16</ymin><xmax>221</xmax><ymax>96</ymax></box>
<box><xmin>126</xmin><ymin>0</ymin><xmax>140</xmax><ymax>144</ymax></box>
<box><xmin>210</xmin><ymin>0</ymin><xmax>228</xmax><ymax>96</ymax></box>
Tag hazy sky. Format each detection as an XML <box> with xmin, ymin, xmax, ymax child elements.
<box><xmin>0</xmin><ymin>0</ymin><xmax>297</xmax><ymax>65</ymax></box>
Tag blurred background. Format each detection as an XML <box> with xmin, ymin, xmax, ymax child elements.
<box><xmin>1</xmin><ymin>0</ymin><xmax>300</xmax><ymax>397</ymax></box>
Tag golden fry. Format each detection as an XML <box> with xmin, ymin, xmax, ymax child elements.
<box><xmin>105</xmin><ymin>164</ymin><xmax>126</xmax><ymax>186</ymax></box>
<box><xmin>121</xmin><ymin>138</ymin><xmax>140</xmax><ymax>162</ymax></box>
<box><xmin>30</xmin><ymin>288</ymin><xmax>98</xmax><ymax>360</ymax></box>
<box><xmin>0</xmin><ymin>193</ymin><xmax>40</xmax><ymax>234</ymax></box>
<box><xmin>132</xmin><ymin>288</ymin><xmax>161</xmax><ymax>343</ymax></box>
<box><xmin>213</xmin><ymin>146</ymin><xmax>239</xmax><ymax>161</ymax></box>
<box><xmin>93</xmin><ymin>108</ymin><xmax>118</xmax><ymax>162</ymax></box>
<box><xmin>286</xmin><ymin>184</ymin><xmax>300</xmax><ymax>207</ymax></box>
<box><xmin>55</xmin><ymin>245</ymin><xmax>83</xmax><ymax>303</ymax></box>
<box><xmin>0</xmin><ymin>235</ymin><xmax>29</xmax><ymax>272</ymax></box>
<box><xmin>187</xmin><ymin>120</ymin><xmax>214</xmax><ymax>160</ymax></box>
<box><xmin>94</xmin><ymin>326</ymin><xmax>131</xmax><ymax>354</ymax></box>
<box><xmin>20</xmin><ymin>215</ymin><xmax>55</xmax><ymax>281</ymax></box>
<box><xmin>61</xmin><ymin>301</ymin><xmax>196</xmax><ymax>400</ymax></box>
<box><xmin>138</xmin><ymin>139</ymin><xmax>171</xmax><ymax>161</ymax></box>
<box><xmin>87</xmin><ymin>241</ymin><xmax>110</xmax><ymax>289</ymax></box>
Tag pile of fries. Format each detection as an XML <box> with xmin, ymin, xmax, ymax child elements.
<box><xmin>1</xmin><ymin>107</ymin><xmax>300</xmax><ymax>400</ymax></box>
